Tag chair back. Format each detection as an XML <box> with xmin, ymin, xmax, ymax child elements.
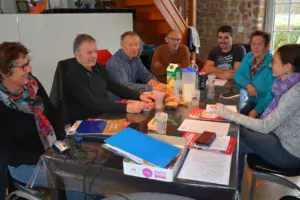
<box><xmin>240</xmin><ymin>43</ymin><xmax>251</xmax><ymax>53</ymax></box>
<box><xmin>140</xmin><ymin>49</ymin><xmax>154</xmax><ymax>72</ymax></box>
<box><xmin>97</xmin><ymin>49</ymin><xmax>112</xmax><ymax>66</ymax></box>
<box><xmin>247</xmin><ymin>154</ymin><xmax>300</xmax><ymax>200</ymax></box>
<box><xmin>6</xmin><ymin>170</ymin><xmax>46</xmax><ymax>200</ymax></box>
<box><xmin>49</xmin><ymin>58</ymin><xmax>76</xmax><ymax>126</ymax></box>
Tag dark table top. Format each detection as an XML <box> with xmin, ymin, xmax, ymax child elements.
<box><xmin>40</xmin><ymin>81</ymin><xmax>242</xmax><ymax>200</ymax></box>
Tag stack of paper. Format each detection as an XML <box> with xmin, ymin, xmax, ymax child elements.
<box><xmin>178</xmin><ymin>149</ymin><xmax>232</xmax><ymax>185</ymax></box>
<box><xmin>182</xmin><ymin>132</ymin><xmax>236</xmax><ymax>154</ymax></box>
<box><xmin>178</xmin><ymin>119</ymin><xmax>230</xmax><ymax>137</ymax></box>
<box><xmin>196</xmin><ymin>136</ymin><xmax>231</xmax><ymax>151</ymax></box>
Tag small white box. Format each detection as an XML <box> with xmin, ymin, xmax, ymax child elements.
<box><xmin>123</xmin><ymin>134</ymin><xmax>188</xmax><ymax>182</ymax></box>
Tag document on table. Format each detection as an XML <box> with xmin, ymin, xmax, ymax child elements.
<box><xmin>178</xmin><ymin>119</ymin><xmax>230</xmax><ymax>136</ymax></box>
<box><xmin>206</xmin><ymin>104</ymin><xmax>237</xmax><ymax>113</ymax></box>
<box><xmin>214</xmin><ymin>79</ymin><xmax>227</xmax><ymax>86</ymax></box>
<box><xmin>200</xmin><ymin>136</ymin><xmax>231</xmax><ymax>151</ymax></box>
<box><xmin>178</xmin><ymin>149</ymin><xmax>232</xmax><ymax>185</ymax></box>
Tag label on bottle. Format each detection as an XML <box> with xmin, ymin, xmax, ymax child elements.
<box><xmin>198</xmin><ymin>73</ymin><xmax>207</xmax><ymax>90</ymax></box>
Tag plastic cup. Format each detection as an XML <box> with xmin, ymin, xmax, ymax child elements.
<box><xmin>207</xmin><ymin>74</ymin><xmax>216</xmax><ymax>87</ymax></box>
<box><xmin>154</xmin><ymin>91</ymin><xmax>165</xmax><ymax>110</ymax></box>
<box><xmin>192</xmin><ymin>90</ymin><xmax>201</xmax><ymax>105</ymax></box>
<box><xmin>174</xmin><ymin>79</ymin><xmax>182</xmax><ymax>98</ymax></box>
<box><xmin>155</xmin><ymin>112</ymin><xmax>168</xmax><ymax>134</ymax></box>
<box><xmin>207</xmin><ymin>85</ymin><xmax>215</xmax><ymax>99</ymax></box>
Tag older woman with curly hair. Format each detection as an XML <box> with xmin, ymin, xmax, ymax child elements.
<box><xmin>0</xmin><ymin>42</ymin><xmax>101</xmax><ymax>199</ymax></box>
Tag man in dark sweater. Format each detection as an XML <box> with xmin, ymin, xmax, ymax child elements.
<box><xmin>65</xmin><ymin>34</ymin><xmax>153</xmax><ymax>123</ymax></box>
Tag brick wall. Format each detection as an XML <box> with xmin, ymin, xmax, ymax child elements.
<box><xmin>197</xmin><ymin>0</ymin><xmax>266</xmax><ymax>60</ymax></box>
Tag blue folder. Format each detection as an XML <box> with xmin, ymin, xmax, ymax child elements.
<box><xmin>76</xmin><ymin>120</ymin><xmax>107</xmax><ymax>134</ymax></box>
<box><xmin>104</xmin><ymin>128</ymin><xmax>181</xmax><ymax>168</ymax></box>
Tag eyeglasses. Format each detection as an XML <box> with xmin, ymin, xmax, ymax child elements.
<box><xmin>13</xmin><ymin>60</ymin><xmax>30</xmax><ymax>71</ymax></box>
<box><xmin>250</xmin><ymin>42</ymin><xmax>265</xmax><ymax>47</ymax></box>
<box><xmin>168</xmin><ymin>37</ymin><xmax>182</xmax><ymax>42</ymax></box>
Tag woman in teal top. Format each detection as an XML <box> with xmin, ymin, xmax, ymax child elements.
<box><xmin>234</xmin><ymin>31</ymin><xmax>275</xmax><ymax>118</ymax></box>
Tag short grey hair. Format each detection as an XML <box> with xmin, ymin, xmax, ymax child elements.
<box><xmin>166</xmin><ymin>30</ymin><xmax>181</xmax><ymax>38</ymax></box>
<box><xmin>73</xmin><ymin>34</ymin><xmax>96</xmax><ymax>53</ymax></box>
<box><xmin>120</xmin><ymin>31</ymin><xmax>139</xmax><ymax>43</ymax></box>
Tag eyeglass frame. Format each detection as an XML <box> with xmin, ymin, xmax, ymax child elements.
<box><xmin>167</xmin><ymin>37</ymin><xmax>182</xmax><ymax>42</ymax></box>
<box><xmin>10</xmin><ymin>60</ymin><xmax>31</xmax><ymax>73</ymax></box>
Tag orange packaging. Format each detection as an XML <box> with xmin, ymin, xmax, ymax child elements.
<box><xmin>166</xmin><ymin>63</ymin><xmax>181</xmax><ymax>94</ymax></box>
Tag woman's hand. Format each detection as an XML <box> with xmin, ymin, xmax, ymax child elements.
<box><xmin>246</xmin><ymin>84</ymin><xmax>258</xmax><ymax>97</ymax></box>
<box><xmin>206</xmin><ymin>103</ymin><xmax>219</xmax><ymax>114</ymax></box>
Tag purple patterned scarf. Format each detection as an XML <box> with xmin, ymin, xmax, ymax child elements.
<box><xmin>260</xmin><ymin>72</ymin><xmax>300</xmax><ymax>119</ymax></box>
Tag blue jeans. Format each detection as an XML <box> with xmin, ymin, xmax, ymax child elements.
<box><xmin>240</xmin><ymin>101</ymin><xmax>256</xmax><ymax>116</ymax></box>
<box><xmin>8</xmin><ymin>165</ymin><xmax>104</xmax><ymax>200</ymax></box>
<box><xmin>238</xmin><ymin>126</ymin><xmax>300</xmax><ymax>191</ymax></box>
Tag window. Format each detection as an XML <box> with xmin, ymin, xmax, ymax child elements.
<box><xmin>266</xmin><ymin>0</ymin><xmax>300</xmax><ymax>51</ymax></box>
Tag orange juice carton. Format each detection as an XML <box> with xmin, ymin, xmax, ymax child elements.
<box><xmin>166</xmin><ymin>63</ymin><xmax>181</xmax><ymax>94</ymax></box>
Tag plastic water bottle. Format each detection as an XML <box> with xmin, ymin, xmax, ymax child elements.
<box><xmin>189</xmin><ymin>60</ymin><xmax>199</xmax><ymax>89</ymax></box>
<box><xmin>207</xmin><ymin>74</ymin><xmax>216</xmax><ymax>99</ymax></box>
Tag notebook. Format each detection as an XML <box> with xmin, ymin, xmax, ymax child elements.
<box><xmin>104</xmin><ymin>128</ymin><xmax>181</xmax><ymax>168</ymax></box>
<box><xmin>67</xmin><ymin>119</ymin><xmax>132</xmax><ymax>137</ymax></box>
<box><xmin>76</xmin><ymin>120</ymin><xmax>107</xmax><ymax>134</ymax></box>
<box><xmin>66</xmin><ymin>119</ymin><xmax>108</xmax><ymax>136</ymax></box>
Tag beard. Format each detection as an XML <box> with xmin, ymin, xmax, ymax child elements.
<box><xmin>219</xmin><ymin>43</ymin><xmax>231</xmax><ymax>50</ymax></box>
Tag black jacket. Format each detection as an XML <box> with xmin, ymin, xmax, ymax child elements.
<box><xmin>0</xmin><ymin>76</ymin><xmax>64</xmax><ymax>167</ymax></box>
<box><xmin>50</xmin><ymin>58</ymin><xmax>74</xmax><ymax>126</ymax></box>
<box><xmin>65</xmin><ymin>59</ymin><xmax>140</xmax><ymax>123</ymax></box>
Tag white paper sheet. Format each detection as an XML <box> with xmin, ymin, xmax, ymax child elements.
<box><xmin>214</xmin><ymin>79</ymin><xmax>227</xmax><ymax>86</ymax></box>
<box><xmin>206</xmin><ymin>105</ymin><xmax>237</xmax><ymax>113</ymax></box>
<box><xmin>197</xmin><ymin>136</ymin><xmax>231</xmax><ymax>151</ymax></box>
<box><xmin>178</xmin><ymin>149</ymin><xmax>232</xmax><ymax>185</ymax></box>
<box><xmin>178</xmin><ymin>119</ymin><xmax>230</xmax><ymax>136</ymax></box>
